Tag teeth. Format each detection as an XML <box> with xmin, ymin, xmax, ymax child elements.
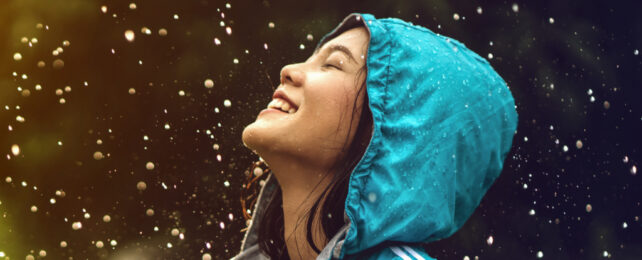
<box><xmin>266</xmin><ymin>98</ymin><xmax>297</xmax><ymax>114</ymax></box>
<box><xmin>281</xmin><ymin>102</ymin><xmax>291</xmax><ymax>112</ymax></box>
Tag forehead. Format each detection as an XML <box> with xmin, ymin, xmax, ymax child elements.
<box><xmin>316</xmin><ymin>27</ymin><xmax>369</xmax><ymax>53</ymax></box>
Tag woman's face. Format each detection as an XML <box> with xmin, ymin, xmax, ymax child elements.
<box><xmin>242</xmin><ymin>26</ymin><xmax>369</xmax><ymax>171</ymax></box>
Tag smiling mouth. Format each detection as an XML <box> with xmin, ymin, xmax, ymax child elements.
<box><xmin>266</xmin><ymin>98</ymin><xmax>298</xmax><ymax>114</ymax></box>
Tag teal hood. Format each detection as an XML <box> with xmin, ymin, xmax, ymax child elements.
<box><xmin>233</xmin><ymin>13</ymin><xmax>519</xmax><ymax>260</ymax></box>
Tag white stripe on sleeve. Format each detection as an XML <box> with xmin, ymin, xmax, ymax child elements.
<box><xmin>401</xmin><ymin>245</ymin><xmax>426</xmax><ymax>260</ymax></box>
<box><xmin>389</xmin><ymin>246</ymin><xmax>412</xmax><ymax>260</ymax></box>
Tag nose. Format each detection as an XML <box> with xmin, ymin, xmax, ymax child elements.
<box><xmin>280</xmin><ymin>63</ymin><xmax>305</xmax><ymax>87</ymax></box>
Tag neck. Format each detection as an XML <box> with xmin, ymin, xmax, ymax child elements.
<box><xmin>263</xmin><ymin>156</ymin><xmax>333</xmax><ymax>260</ymax></box>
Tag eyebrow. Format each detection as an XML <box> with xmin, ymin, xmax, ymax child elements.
<box><xmin>313</xmin><ymin>44</ymin><xmax>357</xmax><ymax>64</ymax></box>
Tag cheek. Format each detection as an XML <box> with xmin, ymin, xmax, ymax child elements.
<box><xmin>302</xmin><ymin>82</ymin><xmax>358</xmax><ymax>135</ymax></box>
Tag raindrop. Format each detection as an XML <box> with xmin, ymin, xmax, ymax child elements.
<box><xmin>306</xmin><ymin>34</ymin><xmax>314</xmax><ymax>41</ymax></box>
<box><xmin>367</xmin><ymin>192</ymin><xmax>377</xmax><ymax>202</ymax></box>
<box><xmin>214</xmin><ymin>38</ymin><xmax>221</xmax><ymax>45</ymax></box>
<box><xmin>203</xmin><ymin>253</ymin><xmax>212</xmax><ymax>260</ymax></box>
<box><xmin>585</xmin><ymin>204</ymin><xmax>592</xmax><ymax>212</ymax></box>
<box><xmin>11</xmin><ymin>144</ymin><xmax>20</xmax><ymax>156</ymax></box>
<box><xmin>128</xmin><ymin>88</ymin><xmax>136</xmax><ymax>95</ymax></box>
<box><xmin>549</xmin><ymin>17</ymin><xmax>555</xmax><ymax>24</ymax></box>
<box><xmin>528</xmin><ymin>209</ymin><xmax>535</xmax><ymax>215</ymax></box>
<box><xmin>146</xmin><ymin>161</ymin><xmax>155</xmax><ymax>170</ymax></box>
<box><xmin>225</xmin><ymin>26</ymin><xmax>232</xmax><ymax>35</ymax></box>
<box><xmin>631</xmin><ymin>165</ymin><xmax>637</xmax><ymax>175</ymax></box>
<box><xmin>100</xmin><ymin>5</ymin><xmax>108</xmax><ymax>13</ymax></box>
<box><xmin>103</xmin><ymin>215</ymin><xmax>111</xmax><ymax>222</ymax></box>
<box><xmin>453</xmin><ymin>13</ymin><xmax>460</xmax><ymax>20</ymax></box>
<box><xmin>575</xmin><ymin>140</ymin><xmax>583</xmax><ymax>149</ymax></box>
<box><xmin>13</xmin><ymin>53</ymin><xmax>22</xmax><ymax>61</ymax></box>
<box><xmin>96</xmin><ymin>241</ymin><xmax>104</xmax><ymax>248</ymax></box>
<box><xmin>623</xmin><ymin>156</ymin><xmax>629</xmax><ymax>163</ymax></box>
<box><xmin>537</xmin><ymin>251</ymin><xmax>543</xmax><ymax>258</ymax></box>
<box><xmin>60</xmin><ymin>241</ymin><xmax>67</xmax><ymax>248</ymax></box>
<box><xmin>268</xmin><ymin>22</ymin><xmax>275</xmax><ymax>28</ymax></box>
<box><xmin>562</xmin><ymin>145</ymin><xmax>568</xmax><ymax>152</ymax></box>
<box><xmin>299</xmin><ymin>44</ymin><xmax>305</xmax><ymax>50</ymax></box>
<box><xmin>487</xmin><ymin>53</ymin><xmax>494</xmax><ymax>59</ymax></box>
<box><xmin>476</xmin><ymin>7</ymin><xmax>483</xmax><ymax>14</ymax></box>
<box><xmin>136</xmin><ymin>181</ymin><xmax>147</xmax><ymax>191</ymax></box>
<box><xmin>30</xmin><ymin>205</ymin><xmax>38</xmax><ymax>212</ymax></box>
<box><xmin>204</xmin><ymin>79</ymin><xmax>214</xmax><ymax>88</ymax></box>
<box><xmin>129</xmin><ymin>3</ymin><xmax>137</xmax><ymax>10</ymax></box>
<box><xmin>39</xmin><ymin>250</ymin><xmax>46</xmax><ymax>257</ymax></box>
<box><xmin>72</xmin><ymin>221</ymin><xmax>82</xmax><ymax>230</ymax></box>
<box><xmin>635</xmin><ymin>49</ymin><xmax>639</xmax><ymax>55</ymax></box>
<box><xmin>171</xmin><ymin>228</ymin><xmax>180</xmax><ymax>236</ymax></box>
<box><xmin>224</xmin><ymin>99</ymin><xmax>232</xmax><ymax>107</ymax></box>
<box><xmin>146</xmin><ymin>208</ymin><xmax>155</xmax><ymax>216</ymax></box>
<box><xmin>253</xmin><ymin>167</ymin><xmax>263</xmax><ymax>177</ymax></box>
<box><xmin>486</xmin><ymin>235</ymin><xmax>494</xmax><ymax>246</ymax></box>
<box><xmin>622</xmin><ymin>222</ymin><xmax>628</xmax><ymax>229</ymax></box>
<box><xmin>511</xmin><ymin>3</ymin><xmax>519</xmax><ymax>13</ymax></box>
<box><xmin>110</xmin><ymin>240</ymin><xmax>117</xmax><ymax>246</ymax></box>
<box><xmin>93</xmin><ymin>151</ymin><xmax>104</xmax><ymax>160</ymax></box>
<box><xmin>52</xmin><ymin>59</ymin><xmax>64</xmax><ymax>69</ymax></box>
<box><xmin>603</xmin><ymin>101</ymin><xmax>610</xmax><ymax>109</ymax></box>
<box><xmin>124</xmin><ymin>30</ymin><xmax>135</xmax><ymax>42</ymax></box>
<box><xmin>158</xmin><ymin>28</ymin><xmax>168</xmax><ymax>36</ymax></box>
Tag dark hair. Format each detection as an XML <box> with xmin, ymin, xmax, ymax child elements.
<box><xmin>242</xmin><ymin>36</ymin><xmax>373</xmax><ymax>259</ymax></box>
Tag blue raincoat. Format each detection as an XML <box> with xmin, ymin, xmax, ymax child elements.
<box><xmin>232</xmin><ymin>13</ymin><xmax>519</xmax><ymax>260</ymax></box>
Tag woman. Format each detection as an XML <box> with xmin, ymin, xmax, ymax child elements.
<box><xmin>234</xmin><ymin>13</ymin><xmax>519</xmax><ymax>260</ymax></box>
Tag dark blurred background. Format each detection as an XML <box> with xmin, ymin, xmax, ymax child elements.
<box><xmin>1</xmin><ymin>0</ymin><xmax>641</xmax><ymax>259</ymax></box>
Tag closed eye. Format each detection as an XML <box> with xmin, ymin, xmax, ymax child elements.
<box><xmin>323</xmin><ymin>63</ymin><xmax>341</xmax><ymax>70</ymax></box>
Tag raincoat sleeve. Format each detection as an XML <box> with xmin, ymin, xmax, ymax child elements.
<box><xmin>356</xmin><ymin>244</ymin><xmax>436</xmax><ymax>260</ymax></box>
